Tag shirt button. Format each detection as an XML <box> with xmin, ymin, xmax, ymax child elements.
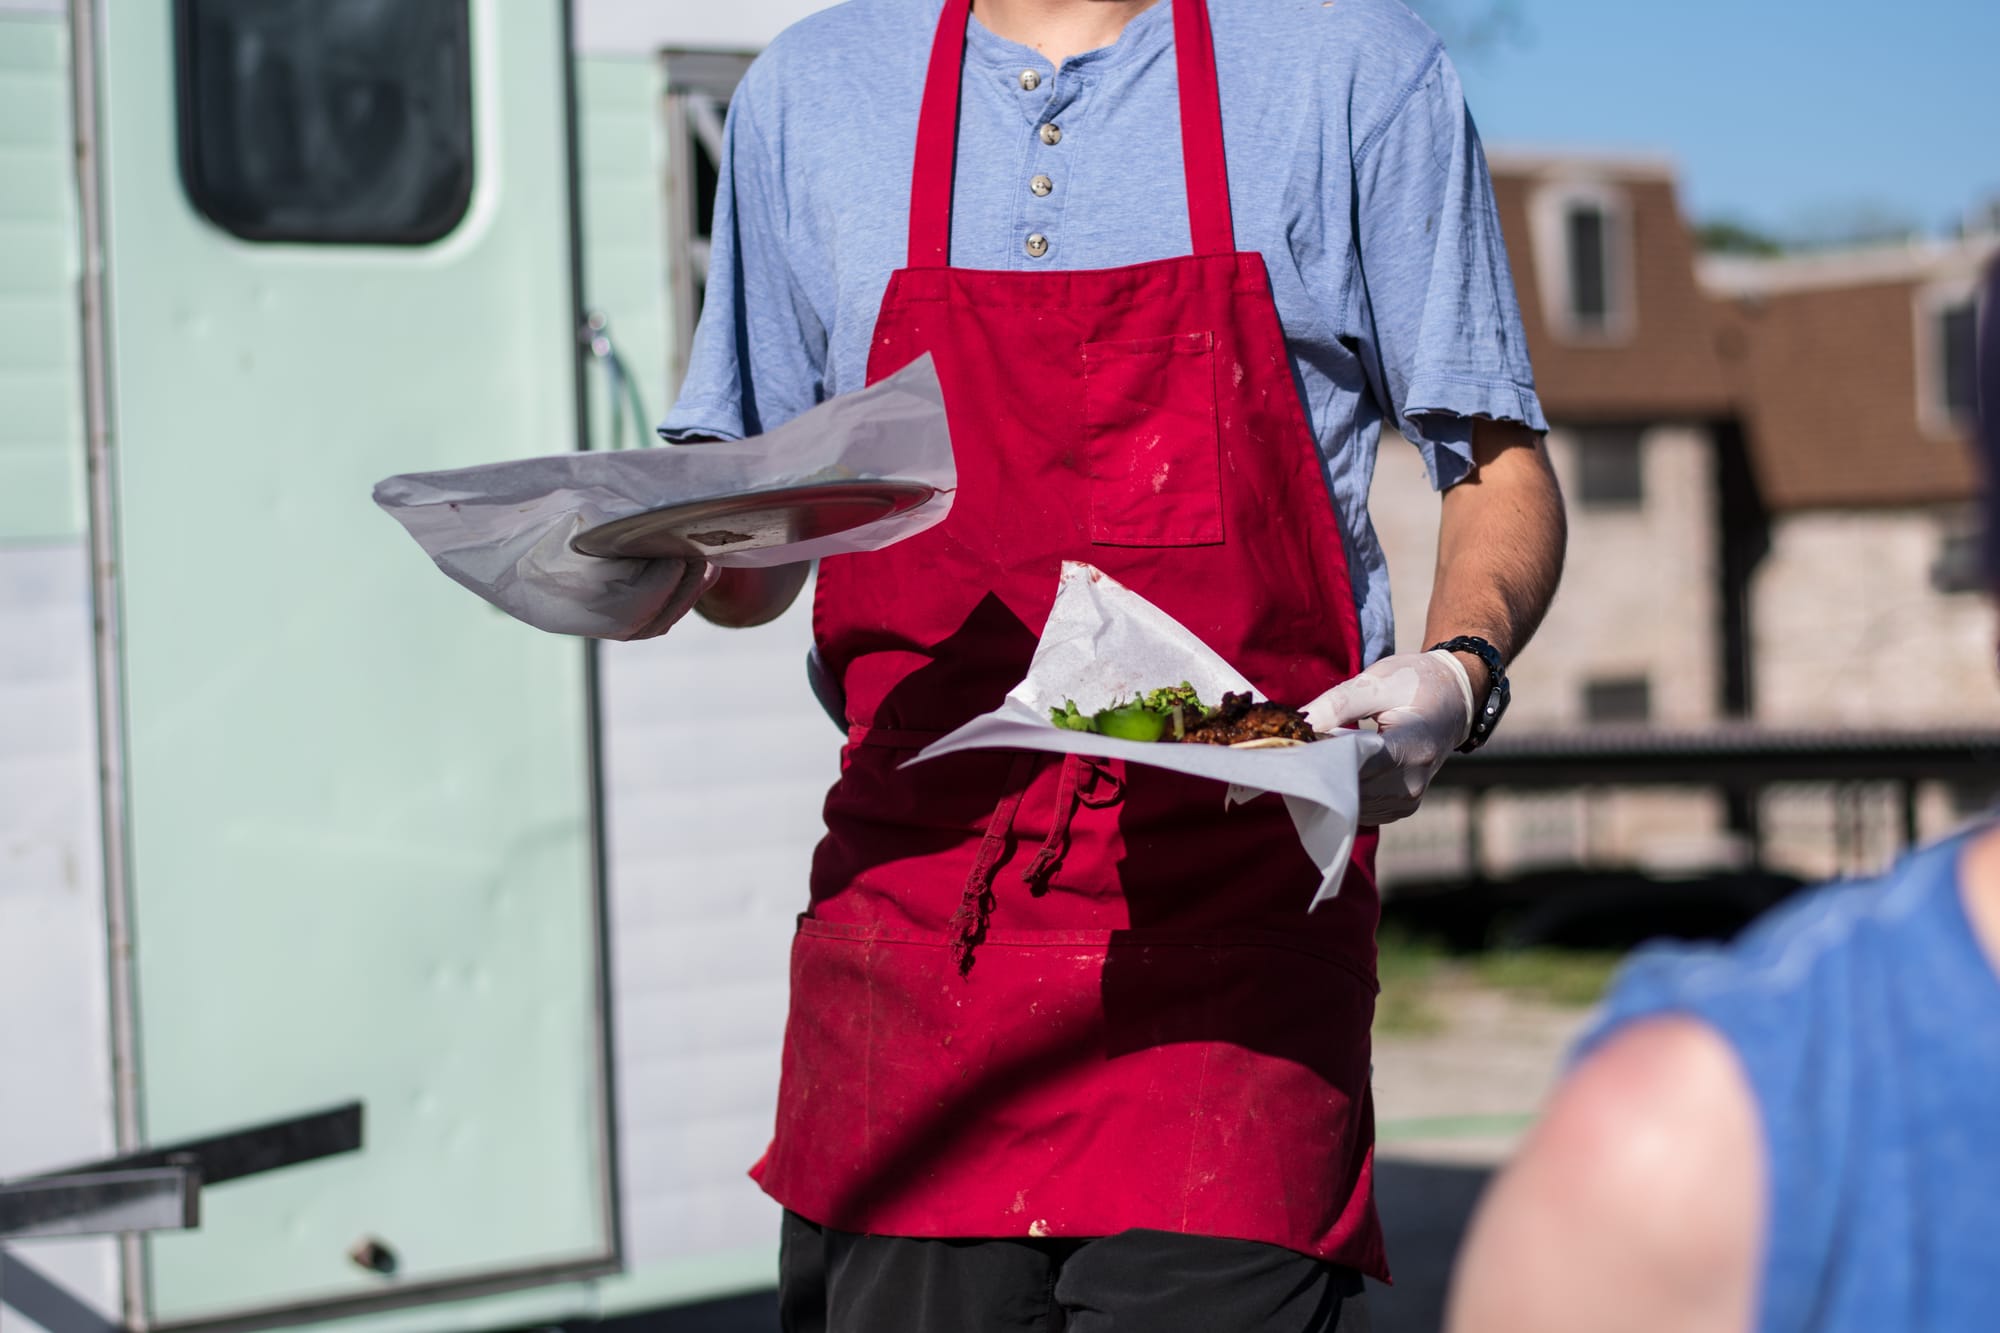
<box><xmin>1030</xmin><ymin>174</ymin><xmax>1053</xmax><ymax>197</ymax></box>
<box><xmin>1039</xmin><ymin>123</ymin><xmax>1062</xmax><ymax>146</ymax></box>
<box><xmin>1019</xmin><ymin>69</ymin><xmax>1041</xmax><ymax>91</ymax></box>
<box><xmin>1025</xmin><ymin>233</ymin><xmax>1049</xmax><ymax>258</ymax></box>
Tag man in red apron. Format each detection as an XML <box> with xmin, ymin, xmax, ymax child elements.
<box><xmin>663</xmin><ymin>0</ymin><xmax>1565</xmax><ymax>1326</ymax></box>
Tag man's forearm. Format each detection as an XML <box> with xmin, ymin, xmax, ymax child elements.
<box><xmin>1423</xmin><ymin>418</ymin><xmax>1566</xmax><ymax>692</ymax></box>
<box><xmin>698</xmin><ymin>563</ymin><xmax>811</xmax><ymax>628</ymax></box>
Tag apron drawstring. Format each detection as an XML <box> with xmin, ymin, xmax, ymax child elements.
<box><xmin>949</xmin><ymin>751</ymin><xmax>1040</xmax><ymax>976</ymax></box>
<box><xmin>950</xmin><ymin>754</ymin><xmax>1127</xmax><ymax>973</ymax></box>
<box><xmin>1020</xmin><ymin>756</ymin><xmax>1124</xmax><ymax>893</ymax></box>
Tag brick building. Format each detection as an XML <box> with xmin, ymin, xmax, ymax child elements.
<box><xmin>1370</xmin><ymin>150</ymin><xmax>1997</xmax><ymax>886</ymax></box>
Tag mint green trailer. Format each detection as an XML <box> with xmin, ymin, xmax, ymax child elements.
<box><xmin>0</xmin><ymin>3</ymin><xmax>830</xmax><ymax>1331</ymax></box>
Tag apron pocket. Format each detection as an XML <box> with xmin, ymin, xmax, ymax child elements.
<box><xmin>1082</xmin><ymin>330</ymin><xmax>1224</xmax><ymax>546</ymax></box>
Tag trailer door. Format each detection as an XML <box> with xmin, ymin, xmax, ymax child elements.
<box><xmin>90</xmin><ymin>0</ymin><xmax>615</xmax><ymax>1325</ymax></box>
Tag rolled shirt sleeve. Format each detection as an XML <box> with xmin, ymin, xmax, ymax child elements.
<box><xmin>1349</xmin><ymin>48</ymin><xmax>1547</xmax><ymax>491</ymax></box>
<box><xmin>660</xmin><ymin>66</ymin><xmax>828</xmax><ymax>443</ymax></box>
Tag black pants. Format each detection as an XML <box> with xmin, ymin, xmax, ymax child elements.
<box><xmin>779</xmin><ymin>1212</ymin><xmax>1369</xmax><ymax>1333</ymax></box>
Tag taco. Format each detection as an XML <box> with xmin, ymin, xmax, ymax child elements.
<box><xmin>1049</xmin><ymin>685</ymin><xmax>1319</xmax><ymax>748</ymax></box>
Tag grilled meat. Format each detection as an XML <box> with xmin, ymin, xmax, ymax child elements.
<box><xmin>1050</xmin><ymin>685</ymin><xmax>1320</xmax><ymax>746</ymax></box>
<box><xmin>1177</xmin><ymin>692</ymin><xmax>1319</xmax><ymax>746</ymax></box>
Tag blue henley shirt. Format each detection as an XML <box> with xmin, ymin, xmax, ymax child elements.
<box><xmin>663</xmin><ymin>0</ymin><xmax>1548</xmax><ymax>662</ymax></box>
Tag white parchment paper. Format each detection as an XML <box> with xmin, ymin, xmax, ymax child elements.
<box><xmin>372</xmin><ymin>355</ymin><xmax>954</xmax><ymax>636</ymax></box>
<box><xmin>908</xmin><ymin>562</ymin><xmax>1384</xmax><ymax>908</ymax></box>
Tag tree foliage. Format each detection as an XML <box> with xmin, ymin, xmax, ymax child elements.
<box><xmin>1695</xmin><ymin>219</ymin><xmax>1786</xmax><ymax>257</ymax></box>
<box><xmin>1783</xmin><ymin>201</ymin><xmax>1923</xmax><ymax>251</ymax></box>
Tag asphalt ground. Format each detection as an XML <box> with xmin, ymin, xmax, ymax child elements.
<box><xmin>1365</xmin><ymin>985</ymin><xmax>1592</xmax><ymax>1332</ymax></box>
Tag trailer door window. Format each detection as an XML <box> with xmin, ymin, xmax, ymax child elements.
<box><xmin>176</xmin><ymin>0</ymin><xmax>474</xmax><ymax>244</ymax></box>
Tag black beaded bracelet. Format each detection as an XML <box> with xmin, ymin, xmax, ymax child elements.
<box><xmin>1427</xmin><ymin>635</ymin><xmax>1510</xmax><ymax>753</ymax></box>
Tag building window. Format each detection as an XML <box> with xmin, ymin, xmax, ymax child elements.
<box><xmin>1566</xmin><ymin>204</ymin><xmax>1611</xmax><ymax>329</ymax></box>
<box><xmin>664</xmin><ymin>51</ymin><xmax>752</xmax><ymax>398</ymax></box>
<box><xmin>1931</xmin><ymin>520</ymin><xmax>1985</xmax><ymax>594</ymax></box>
<box><xmin>1919</xmin><ymin>283</ymin><xmax>1985</xmax><ymax>438</ymax></box>
<box><xmin>1583</xmin><ymin>676</ymin><xmax>1652</xmax><ymax>726</ymax></box>
<box><xmin>175</xmin><ymin>0</ymin><xmax>473</xmax><ymax>244</ymax></box>
<box><xmin>1530</xmin><ymin>182</ymin><xmax>1634</xmax><ymax>343</ymax></box>
<box><xmin>1573</xmin><ymin>425</ymin><xmax>1645</xmax><ymax>507</ymax></box>
<box><xmin>1939</xmin><ymin>299</ymin><xmax>1979</xmax><ymax>428</ymax></box>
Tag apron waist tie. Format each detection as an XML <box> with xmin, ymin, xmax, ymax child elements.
<box><xmin>949</xmin><ymin>751</ymin><xmax>1040</xmax><ymax>976</ymax></box>
<box><xmin>949</xmin><ymin>754</ymin><xmax>1127</xmax><ymax>975</ymax></box>
<box><xmin>1020</xmin><ymin>756</ymin><xmax>1124</xmax><ymax>892</ymax></box>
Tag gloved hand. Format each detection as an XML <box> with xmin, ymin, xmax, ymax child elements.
<box><xmin>615</xmin><ymin>557</ymin><xmax>721</xmax><ymax>640</ymax></box>
<box><xmin>424</xmin><ymin>503</ymin><xmax>719</xmax><ymax>640</ymax></box>
<box><xmin>1303</xmin><ymin>650</ymin><xmax>1475</xmax><ymax>825</ymax></box>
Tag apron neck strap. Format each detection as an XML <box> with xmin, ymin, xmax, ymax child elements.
<box><xmin>907</xmin><ymin>0</ymin><xmax>1237</xmax><ymax>268</ymax></box>
<box><xmin>1170</xmin><ymin>0</ymin><xmax>1236</xmax><ymax>257</ymax></box>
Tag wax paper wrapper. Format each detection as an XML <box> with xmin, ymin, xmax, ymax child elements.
<box><xmin>372</xmin><ymin>355</ymin><xmax>954</xmax><ymax>637</ymax></box>
<box><xmin>909</xmin><ymin>562</ymin><xmax>1384</xmax><ymax>908</ymax></box>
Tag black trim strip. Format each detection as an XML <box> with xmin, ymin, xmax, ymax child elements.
<box><xmin>17</xmin><ymin>1103</ymin><xmax>363</xmax><ymax>1189</ymax></box>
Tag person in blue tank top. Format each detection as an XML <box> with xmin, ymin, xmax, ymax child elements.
<box><xmin>1447</xmin><ymin>255</ymin><xmax>2000</xmax><ymax>1333</ymax></box>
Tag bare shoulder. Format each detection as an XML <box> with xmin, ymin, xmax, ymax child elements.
<box><xmin>1959</xmin><ymin>824</ymin><xmax>2000</xmax><ymax>979</ymax></box>
<box><xmin>1445</xmin><ymin>1017</ymin><xmax>1764</xmax><ymax>1333</ymax></box>
<box><xmin>1536</xmin><ymin>1017</ymin><xmax>1762</xmax><ymax>1233</ymax></box>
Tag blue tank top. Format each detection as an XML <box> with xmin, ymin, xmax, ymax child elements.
<box><xmin>1578</xmin><ymin>831</ymin><xmax>2000</xmax><ymax>1332</ymax></box>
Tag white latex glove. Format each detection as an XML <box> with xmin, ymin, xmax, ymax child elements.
<box><xmin>429</xmin><ymin>504</ymin><xmax>718</xmax><ymax>640</ymax></box>
<box><xmin>615</xmin><ymin>556</ymin><xmax>721</xmax><ymax>640</ymax></box>
<box><xmin>1303</xmin><ymin>650</ymin><xmax>1475</xmax><ymax>825</ymax></box>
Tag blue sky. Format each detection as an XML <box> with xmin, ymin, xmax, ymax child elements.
<box><xmin>1437</xmin><ymin>0</ymin><xmax>2000</xmax><ymax>240</ymax></box>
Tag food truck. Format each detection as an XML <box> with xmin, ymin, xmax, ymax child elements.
<box><xmin>0</xmin><ymin>1</ymin><xmax>829</xmax><ymax>1328</ymax></box>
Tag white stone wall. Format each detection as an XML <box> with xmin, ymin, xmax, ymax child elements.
<box><xmin>1370</xmin><ymin>423</ymin><xmax>1721</xmax><ymax>724</ymax></box>
<box><xmin>1367</xmin><ymin>423</ymin><xmax>1730</xmax><ymax>883</ymax></box>
<box><xmin>1752</xmin><ymin>783</ymin><xmax>1955</xmax><ymax>885</ymax></box>
<box><xmin>1750</xmin><ymin>507</ymin><xmax>2000</xmax><ymax>879</ymax></box>
<box><xmin>1368</xmin><ymin>440</ymin><xmax>2000</xmax><ymax>888</ymax></box>
<box><xmin>1751</xmin><ymin>507</ymin><xmax>1999</xmax><ymax>728</ymax></box>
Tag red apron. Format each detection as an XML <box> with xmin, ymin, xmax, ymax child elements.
<box><xmin>755</xmin><ymin>0</ymin><xmax>1388</xmax><ymax>1277</ymax></box>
